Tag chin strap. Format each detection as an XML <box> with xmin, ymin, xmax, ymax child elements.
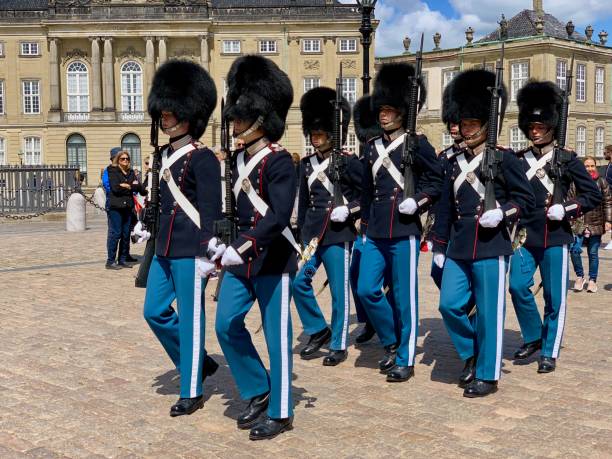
<box><xmin>162</xmin><ymin>121</ymin><xmax>184</xmax><ymax>135</ymax></box>
<box><xmin>461</xmin><ymin>122</ymin><xmax>488</xmax><ymax>142</ymax></box>
<box><xmin>235</xmin><ymin>115</ymin><xmax>265</xmax><ymax>140</ymax></box>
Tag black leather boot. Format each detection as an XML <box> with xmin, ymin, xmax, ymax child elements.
<box><xmin>202</xmin><ymin>355</ymin><xmax>219</xmax><ymax>381</ymax></box>
<box><xmin>378</xmin><ymin>343</ymin><xmax>398</xmax><ymax>374</ymax></box>
<box><xmin>458</xmin><ymin>356</ymin><xmax>476</xmax><ymax>387</ymax></box>
<box><xmin>386</xmin><ymin>365</ymin><xmax>414</xmax><ymax>382</ymax></box>
<box><xmin>299</xmin><ymin>327</ymin><xmax>331</xmax><ymax>359</ymax></box>
<box><xmin>237</xmin><ymin>392</ymin><xmax>270</xmax><ymax>430</ymax></box>
<box><xmin>322</xmin><ymin>349</ymin><xmax>347</xmax><ymax>366</ymax></box>
<box><xmin>463</xmin><ymin>379</ymin><xmax>498</xmax><ymax>398</ymax></box>
<box><xmin>537</xmin><ymin>356</ymin><xmax>556</xmax><ymax>373</ymax></box>
<box><xmin>249</xmin><ymin>416</ymin><xmax>293</xmax><ymax>440</ymax></box>
<box><xmin>513</xmin><ymin>339</ymin><xmax>542</xmax><ymax>360</ymax></box>
<box><xmin>355</xmin><ymin>322</ymin><xmax>376</xmax><ymax>344</ymax></box>
<box><xmin>170</xmin><ymin>395</ymin><xmax>204</xmax><ymax>417</ymax></box>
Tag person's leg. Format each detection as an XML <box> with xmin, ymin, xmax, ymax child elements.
<box><xmin>321</xmin><ymin>242</ymin><xmax>352</xmax><ymax>351</ymax></box>
<box><xmin>540</xmin><ymin>245</ymin><xmax>569</xmax><ymax>359</ymax></box>
<box><xmin>118</xmin><ymin>208</ymin><xmax>131</xmax><ymax>264</ymax></box>
<box><xmin>350</xmin><ymin>237</ymin><xmax>370</xmax><ymax>324</ymax></box>
<box><xmin>587</xmin><ymin>235</ymin><xmax>601</xmax><ymax>282</ymax></box>
<box><xmin>509</xmin><ymin>246</ymin><xmax>542</xmax><ymax>344</ymax></box>
<box><xmin>106</xmin><ymin>209</ymin><xmax>122</xmax><ymax>265</ymax></box>
<box><xmin>569</xmin><ymin>235</ymin><xmax>585</xmax><ymax>280</ymax></box>
<box><xmin>292</xmin><ymin>248</ymin><xmax>327</xmax><ymax>335</ymax></box>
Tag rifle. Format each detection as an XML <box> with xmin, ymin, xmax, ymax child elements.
<box><xmin>481</xmin><ymin>43</ymin><xmax>506</xmax><ymax>213</ymax></box>
<box><xmin>550</xmin><ymin>55</ymin><xmax>574</xmax><ymax>205</ymax></box>
<box><xmin>330</xmin><ymin>63</ymin><xmax>346</xmax><ymax>208</ymax></box>
<box><xmin>400</xmin><ymin>33</ymin><xmax>424</xmax><ymax>199</ymax></box>
<box><xmin>135</xmin><ymin>117</ymin><xmax>162</xmax><ymax>288</ymax></box>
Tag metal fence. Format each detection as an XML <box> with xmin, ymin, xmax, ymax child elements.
<box><xmin>0</xmin><ymin>165</ymin><xmax>80</xmax><ymax>214</ymax></box>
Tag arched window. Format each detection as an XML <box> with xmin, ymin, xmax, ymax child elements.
<box><xmin>67</xmin><ymin>61</ymin><xmax>89</xmax><ymax>112</ymax></box>
<box><xmin>66</xmin><ymin>134</ymin><xmax>87</xmax><ymax>174</ymax></box>
<box><xmin>121</xmin><ymin>133</ymin><xmax>141</xmax><ymax>170</ymax></box>
<box><xmin>595</xmin><ymin>127</ymin><xmax>605</xmax><ymax>157</ymax></box>
<box><xmin>576</xmin><ymin>126</ymin><xmax>587</xmax><ymax>157</ymax></box>
<box><xmin>121</xmin><ymin>61</ymin><xmax>143</xmax><ymax>113</ymax></box>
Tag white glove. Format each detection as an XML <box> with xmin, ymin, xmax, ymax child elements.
<box><xmin>330</xmin><ymin>205</ymin><xmax>349</xmax><ymax>223</ymax></box>
<box><xmin>479</xmin><ymin>208</ymin><xmax>504</xmax><ymax>228</ymax></box>
<box><xmin>221</xmin><ymin>246</ymin><xmax>244</xmax><ymax>267</ymax></box>
<box><xmin>196</xmin><ymin>257</ymin><xmax>216</xmax><ymax>278</ymax></box>
<box><xmin>131</xmin><ymin>221</ymin><xmax>151</xmax><ymax>244</ymax></box>
<box><xmin>433</xmin><ymin>252</ymin><xmax>446</xmax><ymax>269</ymax></box>
<box><xmin>547</xmin><ymin>204</ymin><xmax>566</xmax><ymax>221</ymax></box>
<box><xmin>426</xmin><ymin>241</ymin><xmax>433</xmax><ymax>252</ymax></box>
<box><xmin>207</xmin><ymin>237</ymin><xmax>227</xmax><ymax>262</ymax></box>
<box><xmin>398</xmin><ymin>198</ymin><xmax>418</xmax><ymax>215</ymax></box>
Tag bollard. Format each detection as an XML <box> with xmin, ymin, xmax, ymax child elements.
<box><xmin>93</xmin><ymin>187</ymin><xmax>107</xmax><ymax>215</ymax></box>
<box><xmin>66</xmin><ymin>192</ymin><xmax>86</xmax><ymax>232</ymax></box>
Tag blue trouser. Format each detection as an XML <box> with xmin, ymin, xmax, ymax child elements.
<box><xmin>357</xmin><ymin>236</ymin><xmax>420</xmax><ymax>367</ymax></box>
<box><xmin>431</xmin><ymin>259</ymin><xmax>477</xmax><ymax>326</ymax></box>
<box><xmin>294</xmin><ymin>241</ymin><xmax>352</xmax><ymax>350</ymax></box>
<box><xmin>439</xmin><ymin>256</ymin><xmax>509</xmax><ymax>381</ymax></box>
<box><xmin>570</xmin><ymin>235</ymin><xmax>601</xmax><ymax>281</ymax></box>
<box><xmin>143</xmin><ymin>256</ymin><xmax>208</xmax><ymax>398</ymax></box>
<box><xmin>215</xmin><ymin>271</ymin><xmax>294</xmax><ymax>419</ymax></box>
<box><xmin>107</xmin><ymin>207</ymin><xmax>131</xmax><ymax>264</ymax></box>
<box><xmin>509</xmin><ymin>245</ymin><xmax>569</xmax><ymax>359</ymax></box>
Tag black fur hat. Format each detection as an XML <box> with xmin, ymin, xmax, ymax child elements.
<box><xmin>223</xmin><ymin>55</ymin><xmax>293</xmax><ymax>142</ymax></box>
<box><xmin>446</xmin><ymin>69</ymin><xmax>507</xmax><ymax>124</ymax></box>
<box><xmin>353</xmin><ymin>95</ymin><xmax>383</xmax><ymax>143</ymax></box>
<box><xmin>441</xmin><ymin>81</ymin><xmax>459</xmax><ymax>130</ymax></box>
<box><xmin>517</xmin><ymin>80</ymin><xmax>563</xmax><ymax>138</ymax></box>
<box><xmin>147</xmin><ymin>59</ymin><xmax>217</xmax><ymax>139</ymax></box>
<box><xmin>300</xmin><ymin>87</ymin><xmax>351</xmax><ymax>145</ymax></box>
<box><xmin>371</xmin><ymin>62</ymin><xmax>426</xmax><ymax>126</ymax></box>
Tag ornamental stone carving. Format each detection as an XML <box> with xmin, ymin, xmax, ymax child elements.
<box><xmin>118</xmin><ymin>46</ymin><xmax>144</xmax><ymax>59</ymax></box>
<box><xmin>341</xmin><ymin>59</ymin><xmax>356</xmax><ymax>69</ymax></box>
<box><xmin>62</xmin><ymin>48</ymin><xmax>89</xmax><ymax>64</ymax></box>
<box><xmin>304</xmin><ymin>60</ymin><xmax>320</xmax><ymax>70</ymax></box>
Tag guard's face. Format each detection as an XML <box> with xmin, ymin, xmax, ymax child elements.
<box><xmin>529</xmin><ymin>122</ymin><xmax>553</xmax><ymax>144</ymax></box>
<box><xmin>232</xmin><ymin>118</ymin><xmax>250</xmax><ymax>137</ymax></box>
<box><xmin>584</xmin><ymin>158</ymin><xmax>597</xmax><ymax>174</ymax></box>
<box><xmin>460</xmin><ymin>119</ymin><xmax>482</xmax><ymax>137</ymax></box>
<box><xmin>310</xmin><ymin>130</ymin><xmax>330</xmax><ymax>150</ymax></box>
<box><xmin>379</xmin><ymin>106</ymin><xmax>401</xmax><ymax>127</ymax></box>
<box><xmin>161</xmin><ymin>111</ymin><xmax>187</xmax><ymax>135</ymax></box>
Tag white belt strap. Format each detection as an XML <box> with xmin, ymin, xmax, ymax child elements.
<box><xmin>372</xmin><ymin>136</ymin><xmax>405</xmax><ymax>189</ymax></box>
<box><xmin>161</xmin><ymin>144</ymin><xmax>200</xmax><ymax>228</ymax></box>
<box><xmin>454</xmin><ymin>153</ymin><xmax>485</xmax><ymax>199</ymax></box>
<box><xmin>525</xmin><ymin>150</ymin><xmax>554</xmax><ymax>195</ymax></box>
<box><xmin>307</xmin><ymin>156</ymin><xmax>348</xmax><ymax>204</ymax></box>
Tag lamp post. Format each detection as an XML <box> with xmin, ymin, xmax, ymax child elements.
<box><xmin>357</xmin><ymin>0</ymin><xmax>377</xmax><ymax>96</ymax></box>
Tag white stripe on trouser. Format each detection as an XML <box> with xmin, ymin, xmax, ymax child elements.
<box><xmin>340</xmin><ymin>242</ymin><xmax>350</xmax><ymax>350</ymax></box>
<box><xmin>552</xmin><ymin>245</ymin><xmax>568</xmax><ymax>358</ymax></box>
<box><xmin>280</xmin><ymin>273</ymin><xmax>290</xmax><ymax>419</ymax></box>
<box><xmin>190</xmin><ymin>262</ymin><xmax>202</xmax><ymax>397</ymax></box>
<box><xmin>408</xmin><ymin>236</ymin><xmax>417</xmax><ymax>365</ymax></box>
<box><xmin>494</xmin><ymin>256</ymin><xmax>505</xmax><ymax>380</ymax></box>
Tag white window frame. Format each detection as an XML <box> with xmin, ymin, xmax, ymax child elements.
<box><xmin>303</xmin><ymin>77</ymin><xmax>320</xmax><ymax>94</ymax></box>
<box><xmin>595</xmin><ymin>67</ymin><xmax>605</xmax><ymax>104</ymax></box>
<box><xmin>222</xmin><ymin>40</ymin><xmax>241</xmax><ymax>54</ymax></box>
<box><xmin>442</xmin><ymin>69</ymin><xmax>458</xmax><ymax>89</ymax></box>
<box><xmin>556</xmin><ymin>59</ymin><xmax>567</xmax><ymax>91</ymax></box>
<box><xmin>0</xmin><ymin>80</ymin><xmax>4</xmax><ymax>115</ymax></box>
<box><xmin>304</xmin><ymin>135</ymin><xmax>315</xmax><ymax>155</ymax></box>
<box><xmin>338</xmin><ymin>38</ymin><xmax>357</xmax><ymax>53</ymax></box>
<box><xmin>259</xmin><ymin>40</ymin><xmax>277</xmax><ymax>54</ymax></box>
<box><xmin>341</xmin><ymin>77</ymin><xmax>357</xmax><ymax>104</ymax></box>
<box><xmin>510</xmin><ymin>126</ymin><xmax>529</xmax><ymax>151</ymax></box>
<box><xmin>595</xmin><ymin>127</ymin><xmax>605</xmax><ymax>156</ymax></box>
<box><xmin>346</xmin><ymin>130</ymin><xmax>357</xmax><ymax>155</ymax></box>
<box><xmin>67</xmin><ymin>61</ymin><xmax>89</xmax><ymax>113</ymax></box>
<box><xmin>511</xmin><ymin>62</ymin><xmax>529</xmax><ymax>101</ymax></box>
<box><xmin>23</xmin><ymin>136</ymin><xmax>42</xmax><ymax>165</ymax></box>
<box><xmin>0</xmin><ymin>137</ymin><xmax>5</xmax><ymax>165</ymax></box>
<box><xmin>576</xmin><ymin>63</ymin><xmax>586</xmax><ymax>102</ymax></box>
<box><xmin>20</xmin><ymin>42</ymin><xmax>39</xmax><ymax>56</ymax></box>
<box><xmin>576</xmin><ymin>125</ymin><xmax>587</xmax><ymax>156</ymax></box>
<box><xmin>0</xmin><ymin>42</ymin><xmax>4</xmax><ymax>57</ymax></box>
<box><xmin>121</xmin><ymin>61</ymin><xmax>143</xmax><ymax>113</ymax></box>
<box><xmin>302</xmin><ymin>39</ymin><xmax>321</xmax><ymax>53</ymax></box>
<box><xmin>442</xmin><ymin>132</ymin><xmax>453</xmax><ymax>149</ymax></box>
<box><xmin>22</xmin><ymin>80</ymin><xmax>40</xmax><ymax>114</ymax></box>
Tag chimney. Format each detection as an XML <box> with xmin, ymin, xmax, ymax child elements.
<box><xmin>533</xmin><ymin>0</ymin><xmax>544</xmax><ymax>16</ymax></box>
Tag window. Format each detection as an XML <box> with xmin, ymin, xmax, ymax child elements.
<box><xmin>259</xmin><ymin>40</ymin><xmax>277</xmax><ymax>54</ymax></box>
<box><xmin>121</xmin><ymin>61</ymin><xmax>143</xmax><ymax>113</ymax></box>
<box><xmin>0</xmin><ymin>80</ymin><xmax>4</xmax><ymax>114</ymax></box>
<box><xmin>121</xmin><ymin>133</ymin><xmax>142</xmax><ymax>170</ymax></box>
<box><xmin>24</xmin><ymin>136</ymin><xmax>41</xmax><ymax>165</ymax></box>
<box><xmin>0</xmin><ymin>138</ymin><xmax>5</xmax><ymax>165</ymax></box>
<box><xmin>304</xmin><ymin>136</ymin><xmax>315</xmax><ymax>155</ymax></box>
<box><xmin>302</xmin><ymin>39</ymin><xmax>321</xmax><ymax>53</ymax></box>
<box><xmin>420</xmin><ymin>71</ymin><xmax>428</xmax><ymax>109</ymax></box>
<box><xmin>22</xmin><ymin>80</ymin><xmax>40</xmax><ymax>114</ymax></box>
<box><xmin>511</xmin><ymin>62</ymin><xmax>529</xmax><ymax>101</ymax></box>
<box><xmin>595</xmin><ymin>127</ymin><xmax>605</xmax><ymax>156</ymax></box>
<box><xmin>442</xmin><ymin>132</ymin><xmax>453</xmax><ymax>148</ymax></box>
<box><xmin>341</xmin><ymin>77</ymin><xmax>357</xmax><ymax>104</ymax></box>
<box><xmin>576</xmin><ymin>63</ymin><xmax>586</xmax><ymax>102</ymax></box>
<box><xmin>20</xmin><ymin>42</ymin><xmax>39</xmax><ymax>56</ymax></box>
<box><xmin>67</xmin><ymin>61</ymin><xmax>89</xmax><ymax>113</ymax></box>
<box><xmin>442</xmin><ymin>69</ymin><xmax>458</xmax><ymax>89</ymax></box>
<box><xmin>576</xmin><ymin>126</ymin><xmax>587</xmax><ymax>156</ymax></box>
<box><xmin>0</xmin><ymin>42</ymin><xmax>4</xmax><ymax>57</ymax></box>
<box><xmin>556</xmin><ymin>60</ymin><xmax>567</xmax><ymax>91</ymax></box>
<box><xmin>66</xmin><ymin>134</ymin><xmax>87</xmax><ymax>174</ymax></box>
<box><xmin>510</xmin><ymin>126</ymin><xmax>528</xmax><ymax>151</ymax></box>
<box><xmin>303</xmin><ymin>77</ymin><xmax>320</xmax><ymax>93</ymax></box>
<box><xmin>346</xmin><ymin>131</ymin><xmax>357</xmax><ymax>155</ymax></box>
<box><xmin>223</xmin><ymin>40</ymin><xmax>241</xmax><ymax>54</ymax></box>
<box><xmin>338</xmin><ymin>38</ymin><xmax>357</xmax><ymax>53</ymax></box>
<box><xmin>595</xmin><ymin>67</ymin><xmax>605</xmax><ymax>104</ymax></box>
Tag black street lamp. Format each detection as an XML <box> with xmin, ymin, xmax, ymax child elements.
<box><xmin>357</xmin><ymin>0</ymin><xmax>377</xmax><ymax>96</ymax></box>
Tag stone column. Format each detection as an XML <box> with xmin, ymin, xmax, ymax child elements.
<box><xmin>199</xmin><ymin>34</ymin><xmax>209</xmax><ymax>71</ymax></box>
<box><xmin>145</xmin><ymin>36</ymin><xmax>155</xmax><ymax>86</ymax></box>
<box><xmin>158</xmin><ymin>37</ymin><xmax>167</xmax><ymax>66</ymax></box>
<box><xmin>49</xmin><ymin>38</ymin><xmax>61</xmax><ymax>113</ymax></box>
<box><xmin>90</xmin><ymin>37</ymin><xmax>102</xmax><ymax>111</ymax></box>
<box><xmin>102</xmin><ymin>37</ymin><xmax>115</xmax><ymax>111</ymax></box>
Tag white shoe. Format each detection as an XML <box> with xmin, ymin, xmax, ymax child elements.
<box><xmin>586</xmin><ymin>280</ymin><xmax>598</xmax><ymax>293</ymax></box>
<box><xmin>573</xmin><ymin>277</ymin><xmax>586</xmax><ymax>292</ymax></box>
<box><xmin>604</xmin><ymin>240</ymin><xmax>612</xmax><ymax>250</ymax></box>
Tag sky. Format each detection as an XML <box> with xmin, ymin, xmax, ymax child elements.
<box><xmin>341</xmin><ymin>0</ymin><xmax>612</xmax><ymax>57</ymax></box>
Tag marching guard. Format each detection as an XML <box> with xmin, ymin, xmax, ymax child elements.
<box><xmin>141</xmin><ymin>60</ymin><xmax>223</xmax><ymax>416</ymax></box>
<box><xmin>293</xmin><ymin>86</ymin><xmax>363</xmax><ymax>366</ymax></box>
<box><xmin>356</xmin><ymin>63</ymin><xmax>443</xmax><ymax>383</ymax></box>
<box><xmin>509</xmin><ymin>81</ymin><xmax>601</xmax><ymax>373</ymax></box>
<box><xmin>432</xmin><ymin>69</ymin><xmax>535</xmax><ymax>397</ymax></box>
<box><xmin>214</xmin><ymin>55</ymin><xmax>299</xmax><ymax>440</ymax></box>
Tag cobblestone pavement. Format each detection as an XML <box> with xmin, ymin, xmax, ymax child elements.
<box><xmin>1</xmin><ymin>216</ymin><xmax>611</xmax><ymax>458</ymax></box>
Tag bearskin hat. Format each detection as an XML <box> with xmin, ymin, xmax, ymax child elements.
<box><xmin>517</xmin><ymin>80</ymin><xmax>563</xmax><ymax>139</ymax></box>
<box><xmin>147</xmin><ymin>59</ymin><xmax>217</xmax><ymax>140</ymax></box>
<box><xmin>371</xmin><ymin>62</ymin><xmax>427</xmax><ymax>126</ymax></box>
<box><xmin>441</xmin><ymin>81</ymin><xmax>459</xmax><ymax>130</ymax></box>
<box><xmin>223</xmin><ymin>55</ymin><xmax>293</xmax><ymax>142</ymax></box>
<box><xmin>353</xmin><ymin>95</ymin><xmax>383</xmax><ymax>143</ymax></box>
<box><xmin>300</xmin><ymin>87</ymin><xmax>351</xmax><ymax>145</ymax></box>
<box><xmin>445</xmin><ymin>69</ymin><xmax>507</xmax><ymax>125</ymax></box>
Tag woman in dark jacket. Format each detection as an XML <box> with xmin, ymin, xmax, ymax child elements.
<box><xmin>570</xmin><ymin>156</ymin><xmax>612</xmax><ymax>292</ymax></box>
<box><xmin>106</xmin><ymin>150</ymin><xmax>147</xmax><ymax>269</ymax></box>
